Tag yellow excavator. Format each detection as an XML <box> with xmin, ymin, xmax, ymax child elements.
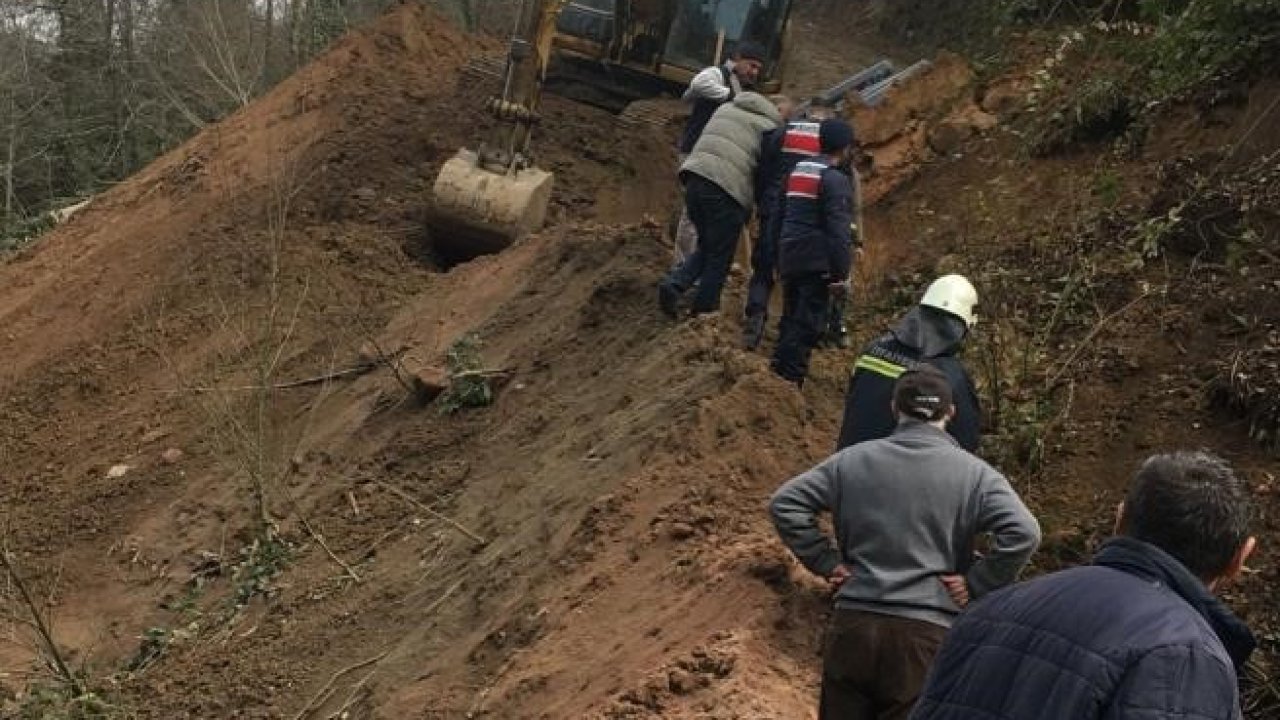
<box><xmin>427</xmin><ymin>0</ymin><xmax>795</xmax><ymax>260</ymax></box>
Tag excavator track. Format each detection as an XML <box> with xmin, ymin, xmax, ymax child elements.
<box><xmin>617</xmin><ymin>97</ymin><xmax>684</xmax><ymax>130</ymax></box>
<box><xmin>458</xmin><ymin>54</ymin><xmax>506</xmax><ymax>90</ymax></box>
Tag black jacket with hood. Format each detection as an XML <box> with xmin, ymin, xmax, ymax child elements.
<box><xmin>836</xmin><ymin>305</ymin><xmax>981</xmax><ymax>452</ymax></box>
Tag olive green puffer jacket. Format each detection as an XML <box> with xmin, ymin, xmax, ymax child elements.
<box><xmin>680</xmin><ymin>91</ymin><xmax>782</xmax><ymax>210</ymax></box>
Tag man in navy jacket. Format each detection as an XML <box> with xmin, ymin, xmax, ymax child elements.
<box><xmin>743</xmin><ymin>98</ymin><xmax>838</xmax><ymax>350</ymax></box>
<box><xmin>770</xmin><ymin>118</ymin><xmax>856</xmax><ymax>386</ymax></box>
<box><xmin>912</xmin><ymin>450</ymin><xmax>1257</xmax><ymax>720</ymax></box>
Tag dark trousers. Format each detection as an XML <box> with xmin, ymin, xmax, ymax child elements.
<box><xmin>771</xmin><ymin>274</ymin><xmax>829</xmax><ymax>383</ymax></box>
<box><xmin>745</xmin><ymin>211</ymin><xmax>781</xmax><ymax>318</ymax></box>
<box><xmin>663</xmin><ymin>174</ymin><xmax>748</xmax><ymax>314</ymax></box>
<box><xmin>819</xmin><ymin>610</ymin><xmax>947</xmax><ymax>720</ymax></box>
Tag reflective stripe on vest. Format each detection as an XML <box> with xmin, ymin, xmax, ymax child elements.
<box><xmin>781</xmin><ymin>122</ymin><xmax>821</xmax><ymax>157</ymax></box>
<box><xmin>854</xmin><ymin>354</ymin><xmax>908</xmax><ymax>378</ymax></box>
<box><xmin>786</xmin><ymin>159</ymin><xmax>829</xmax><ymax>200</ymax></box>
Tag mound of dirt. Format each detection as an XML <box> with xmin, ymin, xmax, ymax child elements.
<box><xmin>5</xmin><ymin>1</ymin><xmax>1279</xmax><ymax>718</ymax></box>
<box><xmin>80</xmin><ymin>216</ymin><xmax>840</xmax><ymax>719</ymax></box>
<box><xmin>0</xmin><ymin>4</ymin><xmax>705</xmax><ymax>715</ymax></box>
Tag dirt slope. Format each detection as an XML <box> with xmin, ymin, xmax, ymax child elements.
<box><xmin>1</xmin><ymin>5</ymin><xmax>771</xmax><ymax>716</ymax></box>
<box><xmin>0</xmin><ymin>3</ymin><xmax>837</xmax><ymax>718</ymax></box>
<box><xmin>2</xmin><ymin>2</ymin><xmax>1278</xmax><ymax>719</ymax></box>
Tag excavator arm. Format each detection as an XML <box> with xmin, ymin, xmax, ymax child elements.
<box><xmin>427</xmin><ymin>0</ymin><xmax>568</xmax><ymax>260</ymax></box>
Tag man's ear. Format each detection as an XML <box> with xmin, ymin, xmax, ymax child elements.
<box><xmin>1210</xmin><ymin>536</ymin><xmax>1257</xmax><ymax>591</ymax></box>
<box><xmin>1113</xmin><ymin>501</ymin><xmax>1126</xmax><ymax>535</ymax></box>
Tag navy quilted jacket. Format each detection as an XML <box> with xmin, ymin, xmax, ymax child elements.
<box><xmin>777</xmin><ymin>157</ymin><xmax>854</xmax><ymax>280</ymax></box>
<box><xmin>911</xmin><ymin>537</ymin><xmax>1255</xmax><ymax>720</ymax></box>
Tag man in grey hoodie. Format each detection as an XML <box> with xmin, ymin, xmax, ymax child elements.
<box><xmin>658</xmin><ymin>91</ymin><xmax>781</xmax><ymax>317</ymax></box>
<box><xmin>770</xmin><ymin>366</ymin><xmax>1040</xmax><ymax>720</ymax></box>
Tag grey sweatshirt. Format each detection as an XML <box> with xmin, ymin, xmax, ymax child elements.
<box><xmin>770</xmin><ymin>420</ymin><xmax>1040</xmax><ymax>628</ymax></box>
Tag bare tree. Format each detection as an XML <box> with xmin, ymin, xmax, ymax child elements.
<box><xmin>0</xmin><ymin>0</ymin><xmax>425</xmax><ymax>242</ymax></box>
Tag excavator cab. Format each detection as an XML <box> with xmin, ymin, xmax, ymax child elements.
<box><xmin>427</xmin><ymin>0</ymin><xmax>794</xmax><ymax>261</ymax></box>
<box><xmin>551</xmin><ymin>0</ymin><xmax>793</xmax><ymax>107</ymax></box>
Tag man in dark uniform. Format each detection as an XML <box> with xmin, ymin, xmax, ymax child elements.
<box><xmin>743</xmin><ymin>97</ymin><xmax>839</xmax><ymax>350</ymax></box>
<box><xmin>836</xmin><ymin>275</ymin><xmax>982</xmax><ymax>452</ymax></box>
<box><xmin>769</xmin><ymin>119</ymin><xmax>857</xmax><ymax>386</ymax></box>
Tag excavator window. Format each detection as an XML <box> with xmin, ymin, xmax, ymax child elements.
<box><xmin>557</xmin><ymin>0</ymin><xmax>617</xmax><ymax>44</ymax></box>
<box><xmin>663</xmin><ymin>0</ymin><xmax>789</xmax><ymax>76</ymax></box>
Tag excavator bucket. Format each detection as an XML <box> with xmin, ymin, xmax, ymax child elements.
<box><xmin>427</xmin><ymin>149</ymin><xmax>555</xmax><ymax>259</ymax></box>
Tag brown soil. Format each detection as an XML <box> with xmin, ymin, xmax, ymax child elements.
<box><xmin>2</xmin><ymin>3</ymin><xmax>1278</xmax><ymax>719</ymax></box>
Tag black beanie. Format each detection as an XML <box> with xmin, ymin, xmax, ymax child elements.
<box><xmin>735</xmin><ymin>41</ymin><xmax>767</xmax><ymax>63</ymax></box>
<box><xmin>819</xmin><ymin>119</ymin><xmax>855</xmax><ymax>153</ymax></box>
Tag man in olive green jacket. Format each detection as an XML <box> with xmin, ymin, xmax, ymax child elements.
<box><xmin>659</xmin><ymin>91</ymin><xmax>781</xmax><ymax>317</ymax></box>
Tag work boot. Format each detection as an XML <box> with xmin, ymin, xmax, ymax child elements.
<box><xmin>742</xmin><ymin>312</ymin><xmax>766</xmax><ymax>350</ymax></box>
<box><xmin>769</xmin><ymin>359</ymin><xmax>804</xmax><ymax>388</ymax></box>
<box><xmin>828</xmin><ymin>327</ymin><xmax>851</xmax><ymax>349</ymax></box>
<box><xmin>818</xmin><ymin>327</ymin><xmax>851</xmax><ymax>349</ymax></box>
<box><xmin>823</xmin><ymin>297</ymin><xmax>850</xmax><ymax>349</ymax></box>
<box><xmin>658</xmin><ymin>281</ymin><xmax>681</xmax><ymax>319</ymax></box>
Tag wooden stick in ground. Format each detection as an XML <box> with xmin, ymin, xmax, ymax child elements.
<box><xmin>292</xmin><ymin>650</ymin><xmax>390</xmax><ymax>720</ymax></box>
<box><xmin>298</xmin><ymin>517</ymin><xmax>362</xmax><ymax>584</ymax></box>
<box><xmin>152</xmin><ymin>363</ymin><xmax>378</xmax><ymax>394</ymax></box>
<box><xmin>423</xmin><ymin>578</ymin><xmax>464</xmax><ymax>616</ymax></box>
<box><xmin>450</xmin><ymin>367</ymin><xmax>514</xmax><ymax>381</ymax></box>
<box><xmin>324</xmin><ymin>667</ymin><xmax>378</xmax><ymax>720</ymax></box>
<box><xmin>373</xmin><ymin>481</ymin><xmax>488</xmax><ymax>546</ymax></box>
<box><xmin>361</xmin><ymin>336</ymin><xmax>417</xmax><ymax>396</ymax></box>
<box><xmin>0</xmin><ymin>548</ymin><xmax>82</xmax><ymax>695</ymax></box>
<box><xmin>270</xmin><ymin>363</ymin><xmax>377</xmax><ymax>389</ymax></box>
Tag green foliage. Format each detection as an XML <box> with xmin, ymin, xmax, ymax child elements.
<box><xmin>231</xmin><ymin>535</ymin><xmax>290</xmax><ymax>608</ymax></box>
<box><xmin>1092</xmin><ymin>168</ymin><xmax>1123</xmax><ymax>207</ymax></box>
<box><xmin>123</xmin><ymin>628</ymin><xmax>171</xmax><ymax>673</ymax></box>
<box><xmin>877</xmin><ymin>0</ymin><xmax>1021</xmax><ymax>57</ymax></box>
<box><xmin>1128</xmin><ymin>204</ymin><xmax>1184</xmax><ymax>264</ymax></box>
<box><xmin>438</xmin><ymin>333</ymin><xmax>493</xmax><ymax>414</ymax></box>
<box><xmin>1003</xmin><ymin>0</ymin><xmax>1278</xmax><ymax>157</ymax></box>
<box><xmin>158</xmin><ymin>583</ymin><xmax>203</xmax><ymax>616</ymax></box>
<box><xmin>1143</xmin><ymin>0</ymin><xmax>1280</xmax><ymax>98</ymax></box>
<box><xmin>1030</xmin><ymin>73</ymin><xmax>1138</xmax><ymax>155</ymax></box>
<box><xmin>14</xmin><ymin>682</ymin><xmax>119</xmax><ymax>720</ymax></box>
<box><xmin>1</xmin><ymin>214</ymin><xmax>54</xmax><ymax>254</ymax></box>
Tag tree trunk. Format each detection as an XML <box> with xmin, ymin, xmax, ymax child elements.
<box><xmin>4</xmin><ymin>128</ymin><xmax>15</xmax><ymax>224</ymax></box>
<box><xmin>290</xmin><ymin>0</ymin><xmax>306</xmax><ymax>68</ymax></box>
<box><xmin>104</xmin><ymin>0</ymin><xmax>116</xmax><ymax>49</ymax></box>
<box><xmin>118</xmin><ymin>0</ymin><xmax>135</xmax><ymax>175</ymax></box>
<box><xmin>264</xmin><ymin>0</ymin><xmax>275</xmax><ymax>82</ymax></box>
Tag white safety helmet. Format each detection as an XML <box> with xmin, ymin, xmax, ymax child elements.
<box><xmin>920</xmin><ymin>274</ymin><xmax>979</xmax><ymax>327</ymax></box>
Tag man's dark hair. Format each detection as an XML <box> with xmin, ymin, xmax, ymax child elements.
<box><xmin>1123</xmin><ymin>451</ymin><xmax>1251</xmax><ymax>579</ymax></box>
